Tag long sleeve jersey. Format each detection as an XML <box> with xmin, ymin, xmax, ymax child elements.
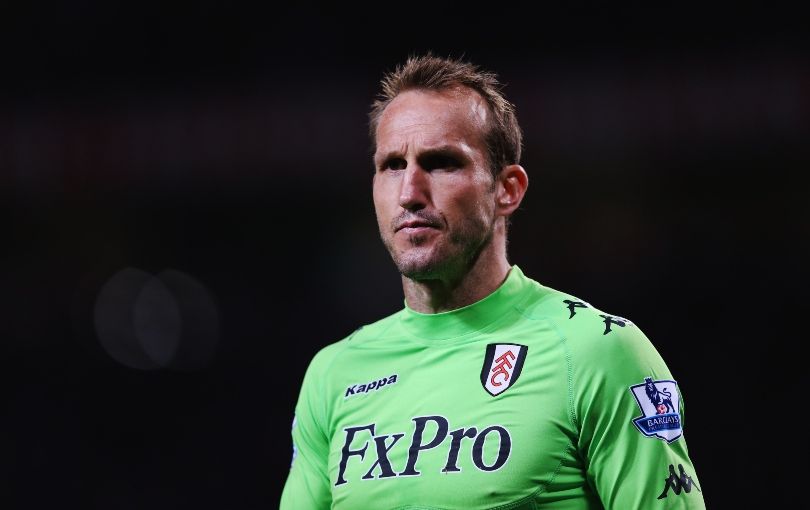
<box><xmin>280</xmin><ymin>265</ymin><xmax>705</xmax><ymax>509</ymax></box>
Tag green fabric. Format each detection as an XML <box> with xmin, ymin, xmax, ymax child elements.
<box><xmin>280</xmin><ymin>266</ymin><xmax>705</xmax><ymax>509</ymax></box>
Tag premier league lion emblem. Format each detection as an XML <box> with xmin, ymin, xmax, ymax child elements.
<box><xmin>645</xmin><ymin>377</ymin><xmax>675</xmax><ymax>415</ymax></box>
<box><xmin>629</xmin><ymin>377</ymin><xmax>683</xmax><ymax>443</ymax></box>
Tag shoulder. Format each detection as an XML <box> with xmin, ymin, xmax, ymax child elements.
<box><xmin>342</xmin><ymin>308</ymin><xmax>405</xmax><ymax>345</ymax></box>
<box><xmin>303</xmin><ymin>308</ymin><xmax>405</xmax><ymax>376</ymax></box>
<box><xmin>512</xmin><ymin>277</ymin><xmax>622</xmax><ymax>333</ymax></box>
<box><xmin>514</xmin><ymin>276</ymin><xmax>662</xmax><ymax>369</ymax></box>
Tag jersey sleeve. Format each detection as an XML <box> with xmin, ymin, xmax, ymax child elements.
<box><xmin>280</xmin><ymin>346</ymin><xmax>336</xmax><ymax>510</ymax></box>
<box><xmin>570</xmin><ymin>320</ymin><xmax>706</xmax><ymax>509</ymax></box>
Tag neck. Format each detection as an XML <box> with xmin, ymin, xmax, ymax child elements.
<box><xmin>402</xmin><ymin>238</ymin><xmax>512</xmax><ymax>313</ymax></box>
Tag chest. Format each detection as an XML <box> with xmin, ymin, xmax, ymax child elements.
<box><xmin>326</xmin><ymin>336</ymin><xmax>579</xmax><ymax>509</ymax></box>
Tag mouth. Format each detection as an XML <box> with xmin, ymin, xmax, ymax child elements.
<box><xmin>395</xmin><ymin>220</ymin><xmax>439</xmax><ymax>233</ymax></box>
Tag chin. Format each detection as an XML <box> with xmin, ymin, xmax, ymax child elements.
<box><xmin>398</xmin><ymin>264</ymin><xmax>438</xmax><ymax>280</ymax></box>
<box><xmin>394</xmin><ymin>248</ymin><xmax>448</xmax><ymax>280</ymax></box>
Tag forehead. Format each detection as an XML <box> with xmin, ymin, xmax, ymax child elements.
<box><xmin>375</xmin><ymin>87</ymin><xmax>489</xmax><ymax>155</ymax></box>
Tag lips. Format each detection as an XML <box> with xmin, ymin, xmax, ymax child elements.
<box><xmin>395</xmin><ymin>220</ymin><xmax>438</xmax><ymax>232</ymax></box>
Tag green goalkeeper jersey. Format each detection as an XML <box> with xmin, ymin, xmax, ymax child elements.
<box><xmin>280</xmin><ymin>266</ymin><xmax>705</xmax><ymax>509</ymax></box>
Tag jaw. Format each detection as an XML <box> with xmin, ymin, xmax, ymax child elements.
<box><xmin>394</xmin><ymin>237</ymin><xmax>489</xmax><ymax>283</ymax></box>
<box><xmin>391</xmin><ymin>242</ymin><xmax>444</xmax><ymax>279</ymax></box>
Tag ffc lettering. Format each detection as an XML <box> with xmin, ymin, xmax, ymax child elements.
<box><xmin>335</xmin><ymin>416</ymin><xmax>512</xmax><ymax>486</ymax></box>
<box><xmin>490</xmin><ymin>351</ymin><xmax>515</xmax><ymax>387</ymax></box>
<box><xmin>481</xmin><ymin>344</ymin><xmax>528</xmax><ymax>396</ymax></box>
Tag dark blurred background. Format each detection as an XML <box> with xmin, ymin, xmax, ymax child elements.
<box><xmin>2</xmin><ymin>3</ymin><xmax>807</xmax><ymax>508</ymax></box>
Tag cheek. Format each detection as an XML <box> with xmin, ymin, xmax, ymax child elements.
<box><xmin>372</xmin><ymin>188</ymin><xmax>392</xmax><ymax>227</ymax></box>
<box><xmin>371</xmin><ymin>181</ymin><xmax>383</xmax><ymax>209</ymax></box>
<box><xmin>448</xmin><ymin>185</ymin><xmax>495</xmax><ymax>222</ymax></box>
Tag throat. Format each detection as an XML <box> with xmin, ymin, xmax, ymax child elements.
<box><xmin>403</xmin><ymin>254</ymin><xmax>511</xmax><ymax>313</ymax></box>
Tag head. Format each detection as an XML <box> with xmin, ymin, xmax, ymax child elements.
<box><xmin>369</xmin><ymin>54</ymin><xmax>528</xmax><ymax>281</ymax></box>
<box><xmin>370</xmin><ymin>54</ymin><xmax>523</xmax><ymax>179</ymax></box>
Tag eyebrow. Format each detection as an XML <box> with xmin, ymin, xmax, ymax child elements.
<box><xmin>374</xmin><ymin>145</ymin><xmax>469</xmax><ymax>168</ymax></box>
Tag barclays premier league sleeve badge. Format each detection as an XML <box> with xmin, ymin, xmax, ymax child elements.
<box><xmin>629</xmin><ymin>377</ymin><xmax>683</xmax><ymax>443</ymax></box>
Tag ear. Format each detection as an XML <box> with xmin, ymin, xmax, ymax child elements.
<box><xmin>495</xmin><ymin>164</ymin><xmax>529</xmax><ymax>217</ymax></box>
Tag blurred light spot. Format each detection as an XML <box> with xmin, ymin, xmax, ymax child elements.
<box><xmin>94</xmin><ymin>267</ymin><xmax>160</xmax><ymax>370</ymax></box>
<box><xmin>94</xmin><ymin>267</ymin><xmax>220</xmax><ymax>371</ymax></box>
<box><xmin>134</xmin><ymin>275</ymin><xmax>181</xmax><ymax>367</ymax></box>
<box><xmin>156</xmin><ymin>269</ymin><xmax>220</xmax><ymax>371</ymax></box>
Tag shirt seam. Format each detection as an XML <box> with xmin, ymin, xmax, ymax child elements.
<box><xmin>512</xmin><ymin>308</ymin><xmax>580</xmax><ymax>499</ymax></box>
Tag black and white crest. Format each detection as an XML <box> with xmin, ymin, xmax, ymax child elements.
<box><xmin>480</xmin><ymin>344</ymin><xmax>528</xmax><ymax>396</ymax></box>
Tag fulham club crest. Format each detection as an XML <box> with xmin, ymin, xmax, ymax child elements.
<box><xmin>480</xmin><ymin>344</ymin><xmax>528</xmax><ymax>396</ymax></box>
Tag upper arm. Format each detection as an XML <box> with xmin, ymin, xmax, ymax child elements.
<box><xmin>280</xmin><ymin>352</ymin><xmax>334</xmax><ymax>510</ymax></box>
<box><xmin>572</xmin><ymin>323</ymin><xmax>706</xmax><ymax>509</ymax></box>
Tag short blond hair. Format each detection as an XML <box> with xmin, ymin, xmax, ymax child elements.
<box><xmin>369</xmin><ymin>53</ymin><xmax>523</xmax><ymax>175</ymax></box>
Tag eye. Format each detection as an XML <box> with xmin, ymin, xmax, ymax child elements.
<box><xmin>422</xmin><ymin>154</ymin><xmax>461</xmax><ymax>172</ymax></box>
<box><xmin>380</xmin><ymin>158</ymin><xmax>407</xmax><ymax>171</ymax></box>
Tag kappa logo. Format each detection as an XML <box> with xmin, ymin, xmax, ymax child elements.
<box><xmin>658</xmin><ymin>464</ymin><xmax>701</xmax><ymax>499</ymax></box>
<box><xmin>629</xmin><ymin>377</ymin><xmax>683</xmax><ymax>443</ymax></box>
<box><xmin>480</xmin><ymin>344</ymin><xmax>528</xmax><ymax>396</ymax></box>
<box><xmin>599</xmin><ymin>314</ymin><xmax>632</xmax><ymax>335</ymax></box>
<box><xmin>345</xmin><ymin>374</ymin><xmax>398</xmax><ymax>398</ymax></box>
<box><xmin>563</xmin><ymin>299</ymin><xmax>590</xmax><ymax>319</ymax></box>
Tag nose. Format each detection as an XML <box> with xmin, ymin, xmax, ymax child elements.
<box><xmin>398</xmin><ymin>166</ymin><xmax>430</xmax><ymax>211</ymax></box>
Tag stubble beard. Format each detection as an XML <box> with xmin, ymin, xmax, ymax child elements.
<box><xmin>381</xmin><ymin>215</ymin><xmax>495</xmax><ymax>282</ymax></box>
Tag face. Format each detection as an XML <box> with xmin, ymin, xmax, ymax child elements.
<box><xmin>372</xmin><ymin>87</ymin><xmax>498</xmax><ymax>281</ymax></box>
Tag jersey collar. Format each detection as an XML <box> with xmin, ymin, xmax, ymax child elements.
<box><xmin>400</xmin><ymin>265</ymin><xmax>530</xmax><ymax>341</ymax></box>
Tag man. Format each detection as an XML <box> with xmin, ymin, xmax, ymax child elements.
<box><xmin>280</xmin><ymin>54</ymin><xmax>705</xmax><ymax>509</ymax></box>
